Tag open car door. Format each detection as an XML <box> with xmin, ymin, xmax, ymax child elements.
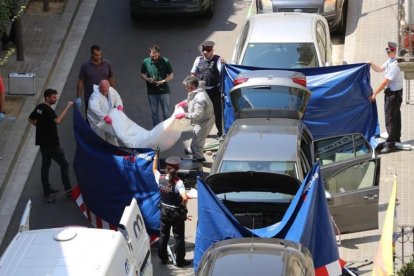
<box><xmin>314</xmin><ymin>133</ymin><xmax>380</xmax><ymax>234</ymax></box>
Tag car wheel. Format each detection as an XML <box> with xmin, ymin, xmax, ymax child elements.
<box><xmin>204</xmin><ymin>0</ymin><xmax>214</xmax><ymax>18</ymax></box>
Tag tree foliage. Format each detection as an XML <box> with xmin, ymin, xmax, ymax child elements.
<box><xmin>397</xmin><ymin>255</ymin><xmax>414</xmax><ymax>276</ymax></box>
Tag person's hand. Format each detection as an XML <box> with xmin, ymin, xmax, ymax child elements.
<box><xmin>75</xmin><ymin>98</ymin><xmax>82</xmax><ymax>108</ymax></box>
<box><xmin>67</xmin><ymin>101</ymin><xmax>74</xmax><ymax>108</ymax></box>
<box><xmin>175</xmin><ymin>113</ymin><xmax>186</xmax><ymax>119</ymax></box>
<box><xmin>369</xmin><ymin>93</ymin><xmax>376</xmax><ymax>102</ymax></box>
<box><xmin>117</xmin><ymin>105</ymin><xmax>123</xmax><ymax>112</ymax></box>
<box><xmin>220</xmin><ymin>58</ymin><xmax>226</xmax><ymax>64</ymax></box>
<box><xmin>177</xmin><ymin>101</ymin><xmax>187</xmax><ymax>108</ymax></box>
<box><xmin>147</xmin><ymin>77</ymin><xmax>154</xmax><ymax>84</ymax></box>
<box><xmin>104</xmin><ymin>115</ymin><xmax>112</xmax><ymax>124</ymax></box>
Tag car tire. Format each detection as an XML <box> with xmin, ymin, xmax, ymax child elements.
<box><xmin>203</xmin><ymin>0</ymin><xmax>214</xmax><ymax>18</ymax></box>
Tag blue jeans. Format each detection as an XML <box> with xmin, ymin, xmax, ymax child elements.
<box><xmin>148</xmin><ymin>93</ymin><xmax>170</xmax><ymax>126</ymax></box>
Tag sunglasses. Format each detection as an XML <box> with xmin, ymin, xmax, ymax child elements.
<box><xmin>202</xmin><ymin>47</ymin><xmax>213</xmax><ymax>52</ymax></box>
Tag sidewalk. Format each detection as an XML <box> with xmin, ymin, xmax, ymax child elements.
<box><xmin>342</xmin><ymin>0</ymin><xmax>414</xmax><ymax>273</ymax></box>
<box><xmin>0</xmin><ymin>0</ymin><xmax>97</xmax><ymax>246</ymax></box>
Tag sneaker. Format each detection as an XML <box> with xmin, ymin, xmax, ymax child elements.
<box><xmin>176</xmin><ymin>259</ymin><xmax>192</xmax><ymax>267</ymax></box>
<box><xmin>184</xmin><ymin>148</ymin><xmax>192</xmax><ymax>155</ymax></box>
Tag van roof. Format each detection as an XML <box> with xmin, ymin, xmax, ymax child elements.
<box><xmin>248</xmin><ymin>13</ymin><xmax>325</xmax><ymax>43</ymax></box>
<box><xmin>0</xmin><ymin>227</ymin><xmax>129</xmax><ymax>276</ymax></box>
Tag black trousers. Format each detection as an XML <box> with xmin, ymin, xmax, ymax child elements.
<box><xmin>40</xmin><ymin>146</ymin><xmax>71</xmax><ymax>195</ymax></box>
<box><xmin>206</xmin><ymin>86</ymin><xmax>223</xmax><ymax>136</ymax></box>
<box><xmin>384</xmin><ymin>89</ymin><xmax>402</xmax><ymax>145</ymax></box>
<box><xmin>158</xmin><ymin>206</ymin><xmax>186</xmax><ymax>263</ymax></box>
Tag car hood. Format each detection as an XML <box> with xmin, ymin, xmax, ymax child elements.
<box><xmin>205</xmin><ymin>171</ymin><xmax>301</xmax><ymax>194</ymax></box>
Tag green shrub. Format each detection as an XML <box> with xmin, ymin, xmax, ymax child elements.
<box><xmin>397</xmin><ymin>255</ymin><xmax>414</xmax><ymax>276</ymax></box>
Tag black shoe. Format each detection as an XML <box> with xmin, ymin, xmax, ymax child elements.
<box><xmin>184</xmin><ymin>148</ymin><xmax>192</xmax><ymax>155</ymax></box>
<box><xmin>176</xmin><ymin>259</ymin><xmax>192</xmax><ymax>267</ymax></box>
<box><xmin>44</xmin><ymin>188</ymin><xmax>59</xmax><ymax>197</ymax></box>
<box><xmin>380</xmin><ymin>146</ymin><xmax>395</xmax><ymax>154</ymax></box>
<box><xmin>161</xmin><ymin>259</ymin><xmax>169</xmax><ymax>265</ymax></box>
<box><xmin>195</xmin><ymin>157</ymin><xmax>206</xmax><ymax>162</ymax></box>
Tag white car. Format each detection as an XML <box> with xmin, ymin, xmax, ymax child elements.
<box><xmin>231</xmin><ymin>13</ymin><xmax>332</xmax><ymax>68</ymax></box>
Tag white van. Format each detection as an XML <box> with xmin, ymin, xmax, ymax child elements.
<box><xmin>0</xmin><ymin>198</ymin><xmax>153</xmax><ymax>276</ymax></box>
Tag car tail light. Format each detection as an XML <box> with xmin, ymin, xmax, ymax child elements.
<box><xmin>234</xmin><ymin>78</ymin><xmax>249</xmax><ymax>85</ymax></box>
<box><xmin>292</xmin><ymin>77</ymin><xmax>307</xmax><ymax>87</ymax></box>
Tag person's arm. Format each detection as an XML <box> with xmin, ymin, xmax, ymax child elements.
<box><xmin>140</xmin><ymin>72</ymin><xmax>154</xmax><ymax>83</ymax></box>
<box><xmin>369</xmin><ymin>78</ymin><xmax>390</xmax><ymax>102</ymax></box>
<box><xmin>152</xmin><ymin>153</ymin><xmax>159</xmax><ymax>174</ymax></box>
<box><xmin>76</xmin><ymin>79</ymin><xmax>84</xmax><ymax>98</ymax></box>
<box><xmin>368</xmin><ymin>61</ymin><xmax>385</xmax><ymax>73</ymax></box>
<box><xmin>55</xmin><ymin>101</ymin><xmax>74</xmax><ymax>124</ymax></box>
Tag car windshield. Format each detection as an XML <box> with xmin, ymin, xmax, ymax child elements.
<box><xmin>220</xmin><ymin>160</ymin><xmax>298</xmax><ymax>178</ymax></box>
<box><xmin>231</xmin><ymin>85</ymin><xmax>309</xmax><ymax>115</ymax></box>
<box><xmin>242</xmin><ymin>43</ymin><xmax>319</xmax><ymax>68</ymax></box>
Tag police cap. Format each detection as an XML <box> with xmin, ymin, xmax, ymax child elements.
<box><xmin>201</xmin><ymin>41</ymin><xmax>215</xmax><ymax>47</ymax></box>
<box><xmin>166</xmin><ymin>156</ymin><xmax>181</xmax><ymax>169</ymax></box>
<box><xmin>386</xmin><ymin>41</ymin><xmax>397</xmax><ymax>52</ymax></box>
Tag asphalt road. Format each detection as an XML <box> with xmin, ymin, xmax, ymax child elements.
<box><xmin>0</xmin><ymin>0</ymin><xmax>346</xmax><ymax>274</ymax></box>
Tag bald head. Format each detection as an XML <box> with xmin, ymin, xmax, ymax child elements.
<box><xmin>99</xmin><ymin>80</ymin><xmax>110</xmax><ymax>96</ymax></box>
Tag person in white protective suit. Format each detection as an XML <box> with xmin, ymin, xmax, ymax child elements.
<box><xmin>175</xmin><ymin>75</ymin><xmax>214</xmax><ymax>162</ymax></box>
<box><xmin>87</xmin><ymin>79</ymin><xmax>123</xmax><ymax>145</ymax></box>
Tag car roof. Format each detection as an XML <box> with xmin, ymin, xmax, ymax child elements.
<box><xmin>247</xmin><ymin>13</ymin><xmax>323</xmax><ymax>43</ymax></box>
<box><xmin>221</xmin><ymin>118</ymin><xmax>302</xmax><ymax>162</ymax></box>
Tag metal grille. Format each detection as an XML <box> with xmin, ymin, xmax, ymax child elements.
<box><xmin>276</xmin><ymin>8</ymin><xmax>319</xmax><ymax>13</ymax></box>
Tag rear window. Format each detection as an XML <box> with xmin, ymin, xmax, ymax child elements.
<box><xmin>231</xmin><ymin>86</ymin><xmax>309</xmax><ymax>116</ymax></box>
<box><xmin>219</xmin><ymin>160</ymin><xmax>298</xmax><ymax>178</ymax></box>
<box><xmin>242</xmin><ymin>43</ymin><xmax>319</xmax><ymax>68</ymax></box>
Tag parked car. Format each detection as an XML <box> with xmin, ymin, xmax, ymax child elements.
<box><xmin>197</xmin><ymin>238</ymin><xmax>315</xmax><ymax>276</ymax></box>
<box><xmin>129</xmin><ymin>0</ymin><xmax>214</xmax><ymax>19</ymax></box>
<box><xmin>208</xmin><ymin>70</ymin><xmax>380</xmax><ymax>234</ymax></box>
<box><xmin>231</xmin><ymin>13</ymin><xmax>332</xmax><ymax>69</ymax></box>
<box><xmin>254</xmin><ymin>0</ymin><xmax>347</xmax><ymax>34</ymax></box>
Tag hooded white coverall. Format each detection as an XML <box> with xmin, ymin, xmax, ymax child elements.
<box><xmin>87</xmin><ymin>84</ymin><xmax>123</xmax><ymax>144</ymax></box>
<box><xmin>184</xmin><ymin>86</ymin><xmax>214</xmax><ymax>159</ymax></box>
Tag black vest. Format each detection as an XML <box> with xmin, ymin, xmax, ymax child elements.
<box><xmin>195</xmin><ymin>55</ymin><xmax>220</xmax><ymax>87</ymax></box>
<box><xmin>159</xmin><ymin>175</ymin><xmax>182</xmax><ymax>207</ymax></box>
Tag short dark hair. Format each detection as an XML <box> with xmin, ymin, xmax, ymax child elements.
<box><xmin>90</xmin><ymin>45</ymin><xmax>101</xmax><ymax>54</ymax></box>
<box><xmin>44</xmin><ymin>88</ymin><xmax>58</xmax><ymax>99</ymax></box>
<box><xmin>149</xmin><ymin>44</ymin><xmax>160</xmax><ymax>53</ymax></box>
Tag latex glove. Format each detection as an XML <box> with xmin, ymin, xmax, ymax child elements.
<box><xmin>175</xmin><ymin>113</ymin><xmax>186</xmax><ymax>119</ymax></box>
<box><xmin>75</xmin><ymin>98</ymin><xmax>82</xmax><ymax>108</ymax></box>
<box><xmin>117</xmin><ymin>105</ymin><xmax>123</xmax><ymax>112</ymax></box>
<box><xmin>104</xmin><ymin>115</ymin><xmax>112</xmax><ymax>124</ymax></box>
<box><xmin>177</xmin><ymin>101</ymin><xmax>187</xmax><ymax>108</ymax></box>
<box><xmin>0</xmin><ymin>112</ymin><xmax>5</xmax><ymax>121</ymax></box>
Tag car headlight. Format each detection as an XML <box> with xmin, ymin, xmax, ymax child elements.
<box><xmin>323</xmin><ymin>0</ymin><xmax>337</xmax><ymax>13</ymax></box>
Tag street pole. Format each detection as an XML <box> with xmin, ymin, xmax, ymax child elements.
<box><xmin>14</xmin><ymin>18</ymin><xmax>24</xmax><ymax>61</ymax></box>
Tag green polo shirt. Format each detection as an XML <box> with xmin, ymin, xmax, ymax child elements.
<box><xmin>141</xmin><ymin>56</ymin><xmax>173</xmax><ymax>95</ymax></box>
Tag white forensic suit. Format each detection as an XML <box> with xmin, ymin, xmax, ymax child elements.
<box><xmin>87</xmin><ymin>84</ymin><xmax>123</xmax><ymax>145</ymax></box>
<box><xmin>184</xmin><ymin>87</ymin><xmax>214</xmax><ymax>159</ymax></box>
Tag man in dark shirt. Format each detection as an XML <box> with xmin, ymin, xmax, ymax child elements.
<box><xmin>140</xmin><ymin>45</ymin><xmax>174</xmax><ymax>126</ymax></box>
<box><xmin>76</xmin><ymin>45</ymin><xmax>115</xmax><ymax>112</ymax></box>
<box><xmin>29</xmin><ymin>89</ymin><xmax>74</xmax><ymax>202</ymax></box>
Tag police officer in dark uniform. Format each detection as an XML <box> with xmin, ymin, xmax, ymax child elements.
<box><xmin>152</xmin><ymin>154</ymin><xmax>191</xmax><ymax>267</ymax></box>
<box><xmin>191</xmin><ymin>41</ymin><xmax>225</xmax><ymax>137</ymax></box>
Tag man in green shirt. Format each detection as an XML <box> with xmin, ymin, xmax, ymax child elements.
<box><xmin>140</xmin><ymin>45</ymin><xmax>174</xmax><ymax>126</ymax></box>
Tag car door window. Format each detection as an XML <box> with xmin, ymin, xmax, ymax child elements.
<box><xmin>316</xmin><ymin>21</ymin><xmax>327</xmax><ymax>63</ymax></box>
<box><xmin>236</xmin><ymin>22</ymin><xmax>250</xmax><ymax>63</ymax></box>
<box><xmin>314</xmin><ymin>133</ymin><xmax>372</xmax><ymax>166</ymax></box>
<box><xmin>325</xmin><ymin>160</ymin><xmax>377</xmax><ymax>194</ymax></box>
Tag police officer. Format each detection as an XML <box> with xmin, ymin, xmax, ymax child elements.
<box><xmin>152</xmin><ymin>154</ymin><xmax>191</xmax><ymax>267</ymax></box>
<box><xmin>369</xmin><ymin>42</ymin><xmax>403</xmax><ymax>154</ymax></box>
<box><xmin>191</xmin><ymin>41</ymin><xmax>225</xmax><ymax>137</ymax></box>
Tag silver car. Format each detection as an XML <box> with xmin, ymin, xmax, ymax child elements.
<box><xmin>197</xmin><ymin>238</ymin><xmax>315</xmax><ymax>276</ymax></box>
<box><xmin>254</xmin><ymin>0</ymin><xmax>347</xmax><ymax>34</ymax></box>
<box><xmin>231</xmin><ymin>13</ymin><xmax>332</xmax><ymax>69</ymax></box>
<box><xmin>209</xmin><ymin>70</ymin><xmax>380</xmax><ymax>234</ymax></box>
